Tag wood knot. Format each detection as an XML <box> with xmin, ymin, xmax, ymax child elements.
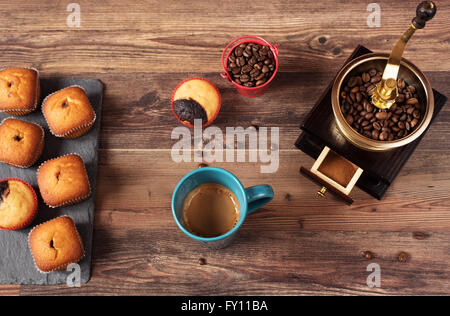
<box><xmin>332</xmin><ymin>47</ymin><xmax>341</xmax><ymax>55</ymax></box>
<box><xmin>198</xmin><ymin>258</ymin><xmax>207</xmax><ymax>265</ymax></box>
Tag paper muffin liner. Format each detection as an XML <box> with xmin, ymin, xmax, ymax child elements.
<box><xmin>0</xmin><ymin>117</ymin><xmax>45</xmax><ymax>168</ymax></box>
<box><xmin>0</xmin><ymin>67</ymin><xmax>40</xmax><ymax>116</ymax></box>
<box><xmin>41</xmin><ymin>85</ymin><xmax>96</xmax><ymax>139</ymax></box>
<box><xmin>0</xmin><ymin>177</ymin><xmax>38</xmax><ymax>231</ymax></box>
<box><xmin>36</xmin><ymin>153</ymin><xmax>92</xmax><ymax>208</ymax></box>
<box><xmin>171</xmin><ymin>77</ymin><xmax>221</xmax><ymax>128</ymax></box>
<box><xmin>28</xmin><ymin>215</ymin><xmax>85</xmax><ymax>274</ymax></box>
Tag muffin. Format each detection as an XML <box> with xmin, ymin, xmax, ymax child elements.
<box><xmin>37</xmin><ymin>154</ymin><xmax>91</xmax><ymax>208</ymax></box>
<box><xmin>172</xmin><ymin>78</ymin><xmax>221</xmax><ymax>127</ymax></box>
<box><xmin>0</xmin><ymin>178</ymin><xmax>38</xmax><ymax>230</ymax></box>
<box><xmin>0</xmin><ymin>68</ymin><xmax>40</xmax><ymax>116</ymax></box>
<box><xmin>0</xmin><ymin>118</ymin><xmax>44</xmax><ymax>168</ymax></box>
<box><xmin>29</xmin><ymin>216</ymin><xmax>84</xmax><ymax>273</ymax></box>
<box><xmin>42</xmin><ymin>86</ymin><xmax>96</xmax><ymax>139</ymax></box>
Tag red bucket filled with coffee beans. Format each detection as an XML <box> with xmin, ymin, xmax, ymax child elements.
<box><xmin>221</xmin><ymin>35</ymin><xmax>279</xmax><ymax>97</ymax></box>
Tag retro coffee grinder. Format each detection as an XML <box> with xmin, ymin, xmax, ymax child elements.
<box><xmin>296</xmin><ymin>1</ymin><xmax>447</xmax><ymax>204</ymax></box>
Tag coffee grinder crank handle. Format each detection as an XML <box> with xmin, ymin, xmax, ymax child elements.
<box><xmin>372</xmin><ymin>1</ymin><xmax>437</xmax><ymax>110</ymax></box>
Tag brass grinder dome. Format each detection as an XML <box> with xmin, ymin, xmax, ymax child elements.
<box><xmin>331</xmin><ymin>53</ymin><xmax>434</xmax><ymax>151</ymax></box>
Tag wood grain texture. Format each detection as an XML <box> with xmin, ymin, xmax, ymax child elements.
<box><xmin>0</xmin><ymin>0</ymin><xmax>448</xmax><ymax>295</ymax></box>
<box><xmin>0</xmin><ymin>1</ymin><xmax>448</xmax><ymax>74</ymax></box>
<box><xmin>0</xmin><ymin>286</ymin><xmax>19</xmax><ymax>296</ymax></box>
<box><xmin>20</xmin><ymin>226</ymin><xmax>450</xmax><ymax>295</ymax></box>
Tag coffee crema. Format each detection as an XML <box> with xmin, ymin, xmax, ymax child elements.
<box><xmin>182</xmin><ymin>183</ymin><xmax>240</xmax><ymax>238</ymax></box>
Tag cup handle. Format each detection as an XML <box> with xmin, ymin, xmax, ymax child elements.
<box><xmin>245</xmin><ymin>185</ymin><xmax>274</xmax><ymax>215</ymax></box>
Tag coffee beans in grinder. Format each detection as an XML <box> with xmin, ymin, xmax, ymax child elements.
<box><xmin>340</xmin><ymin>69</ymin><xmax>424</xmax><ymax>141</ymax></box>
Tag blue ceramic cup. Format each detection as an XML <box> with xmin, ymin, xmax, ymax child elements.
<box><xmin>172</xmin><ymin>167</ymin><xmax>274</xmax><ymax>249</ymax></box>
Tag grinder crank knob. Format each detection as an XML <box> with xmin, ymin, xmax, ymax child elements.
<box><xmin>412</xmin><ymin>1</ymin><xmax>437</xmax><ymax>29</ymax></box>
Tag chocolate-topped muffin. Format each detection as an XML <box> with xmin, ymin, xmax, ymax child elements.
<box><xmin>172</xmin><ymin>78</ymin><xmax>221</xmax><ymax>127</ymax></box>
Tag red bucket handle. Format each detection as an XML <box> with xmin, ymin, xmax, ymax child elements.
<box><xmin>221</xmin><ymin>35</ymin><xmax>279</xmax><ymax>82</ymax></box>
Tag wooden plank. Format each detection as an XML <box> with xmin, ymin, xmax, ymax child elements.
<box><xmin>42</xmin><ymin>71</ymin><xmax>447</xmax><ymax>151</ymax></box>
<box><xmin>0</xmin><ymin>285</ymin><xmax>20</xmax><ymax>296</ymax></box>
<box><xmin>20</xmin><ymin>229</ymin><xmax>450</xmax><ymax>295</ymax></box>
<box><xmin>0</xmin><ymin>1</ymin><xmax>448</xmax><ymax>74</ymax></box>
<box><xmin>94</xmin><ymin>149</ymin><xmax>450</xmax><ymax>232</ymax></box>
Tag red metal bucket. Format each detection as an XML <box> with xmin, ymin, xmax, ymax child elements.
<box><xmin>221</xmin><ymin>35</ymin><xmax>279</xmax><ymax>97</ymax></box>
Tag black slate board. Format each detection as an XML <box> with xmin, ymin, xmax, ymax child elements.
<box><xmin>0</xmin><ymin>78</ymin><xmax>103</xmax><ymax>284</ymax></box>
<box><xmin>295</xmin><ymin>45</ymin><xmax>447</xmax><ymax>199</ymax></box>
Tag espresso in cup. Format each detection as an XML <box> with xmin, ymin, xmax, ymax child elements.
<box><xmin>182</xmin><ymin>183</ymin><xmax>240</xmax><ymax>238</ymax></box>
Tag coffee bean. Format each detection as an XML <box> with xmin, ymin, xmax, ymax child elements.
<box><xmin>362</xmin><ymin>72</ymin><xmax>370</xmax><ymax>83</ymax></box>
<box><xmin>256</xmin><ymin>79</ymin><xmax>266</xmax><ymax>86</ymax></box>
<box><xmin>406</xmin><ymin>98</ymin><xmax>419</xmax><ymax>105</ymax></box>
<box><xmin>372</xmin><ymin>129</ymin><xmax>379</xmax><ymax>140</ymax></box>
<box><xmin>369</xmin><ymin>68</ymin><xmax>377</xmax><ymax>76</ymax></box>
<box><xmin>372</xmin><ymin>121</ymin><xmax>381</xmax><ymax>130</ymax></box>
<box><xmin>348</xmin><ymin>77</ymin><xmax>358</xmax><ymax>87</ymax></box>
<box><xmin>240</xmin><ymin>74</ymin><xmax>250</xmax><ymax>82</ymax></box>
<box><xmin>375</xmin><ymin>111</ymin><xmax>388</xmax><ymax>120</ymax></box>
<box><xmin>255</xmin><ymin>72</ymin><xmax>265</xmax><ymax>81</ymax></box>
<box><xmin>250</xmin><ymin>68</ymin><xmax>260</xmax><ymax>77</ymax></box>
<box><xmin>405</xmin><ymin>122</ymin><xmax>411</xmax><ymax>131</ymax></box>
<box><xmin>370</xmin><ymin>75</ymin><xmax>381</xmax><ymax>83</ymax></box>
<box><xmin>241</xmin><ymin>64</ymin><xmax>252</xmax><ymax>74</ymax></box>
<box><xmin>346</xmin><ymin>114</ymin><xmax>354</xmax><ymax>125</ymax></box>
<box><xmin>231</xmin><ymin>67</ymin><xmax>240</xmax><ymax>75</ymax></box>
<box><xmin>396</xmin><ymin>94</ymin><xmax>405</xmax><ymax>103</ymax></box>
<box><xmin>379</xmin><ymin>131</ymin><xmax>389</xmax><ymax>141</ymax></box>
<box><xmin>356</xmin><ymin>92</ymin><xmax>362</xmax><ymax>103</ymax></box>
<box><xmin>367</xmin><ymin>85</ymin><xmax>376</xmax><ymax>96</ymax></box>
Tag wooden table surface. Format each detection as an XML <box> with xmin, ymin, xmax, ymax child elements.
<box><xmin>1</xmin><ymin>0</ymin><xmax>449</xmax><ymax>296</ymax></box>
